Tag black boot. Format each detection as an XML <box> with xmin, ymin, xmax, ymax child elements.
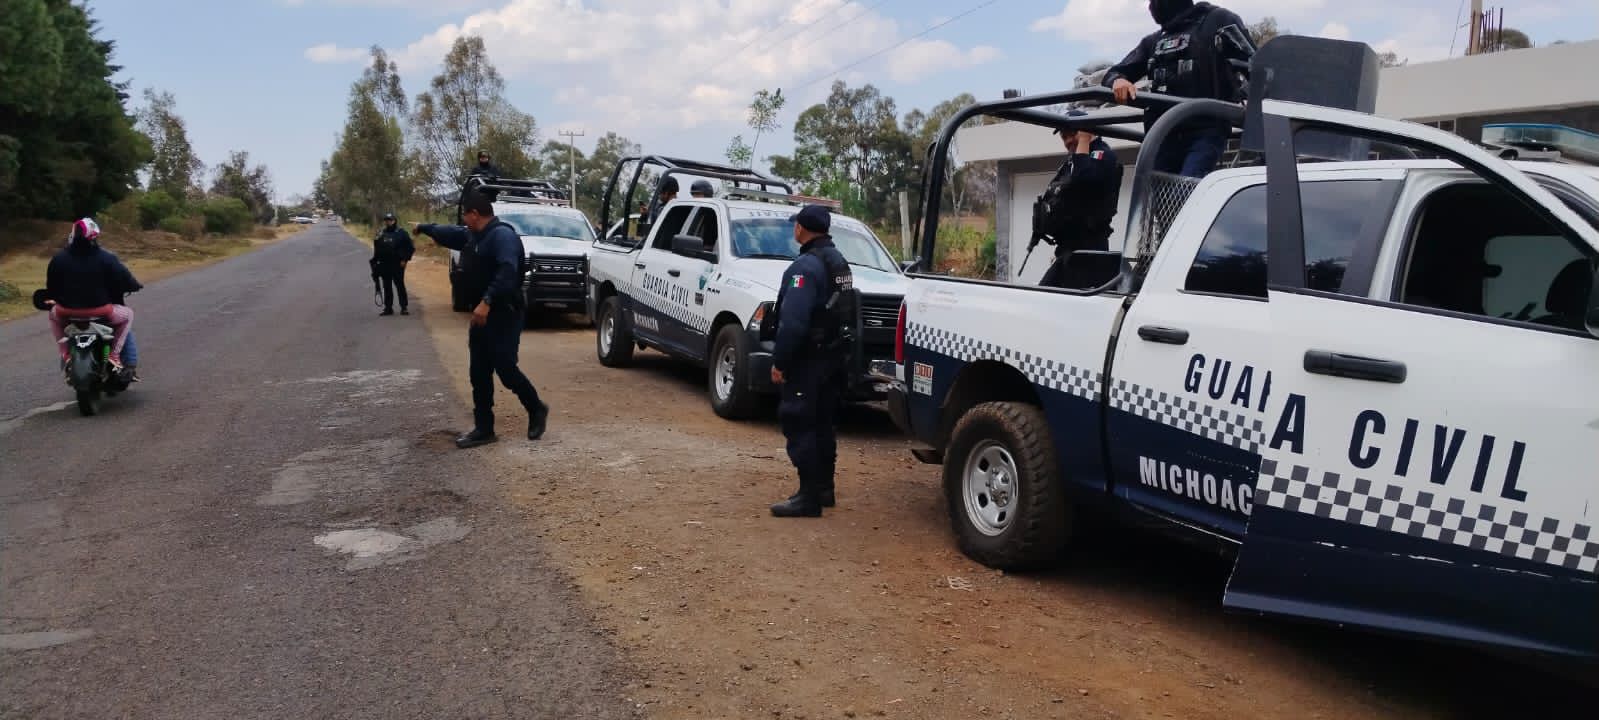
<box><xmin>772</xmin><ymin>469</ymin><xmax>822</xmax><ymax>517</ymax></box>
<box><xmin>380</xmin><ymin>309</ymin><xmax>395</xmax><ymax>316</ymax></box>
<box><xmin>527</xmin><ymin>401</ymin><xmax>550</xmax><ymax>441</ymax></box>
<box><xmin>455</xmin><ymin>428</ymin><xmax>497</xmax><ymax>449</ymax></box>
<box><xmin>788</xmin><ymin>488</ymin><xmax>835</xmax><ymax>508</ymax></box>
<box><xmin>400</xmin><ymin>307</ymin><xmax>410</xmax><ymax>316</ymax></box>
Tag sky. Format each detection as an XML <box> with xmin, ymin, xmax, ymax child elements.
<box><xmin>92</xmin><ymin>0</ymin><xmax>1599</xmax><ymax>202</ymax></box>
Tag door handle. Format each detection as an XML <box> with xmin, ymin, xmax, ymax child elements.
<box><xmin>1137</xmin><ymin>325</ymin><xmax>1189</xmax><ymax>345</ymax></box>
<box><xmin>634</xmin><ymin>262</ymin><xmax>646</xmax><ymax>269</ymax></box>
<box><xmin>667</xmin><ymin>269</ymin><xmax>682</xmax><ymax>277</ymax></box>
<box><xmin>1303</xmin><ymin>350</ymin><xmax>1407</xmax><ymax>384</ymax></box>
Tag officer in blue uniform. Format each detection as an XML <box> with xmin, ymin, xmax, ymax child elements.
<box><xmin>768</xmin><ymin>205</ymin><xmax>855</xmax><ymax>518</ymax></box>
<box><xmin>415</xmin><ymin>190</ymin><xmax>550</xmax><ymax>449</ymax></box>
<box><xmin>1103</xmin><ymin>0</ymin><xmax>1255</xmax><ymax>177</ymax></box>
<box><xmin>1033</xmin><ymin>112</ymin><xmax>1123</xmax><ymax>288</ymax></box>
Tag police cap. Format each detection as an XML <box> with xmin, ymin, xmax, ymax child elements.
<box><xmin>383</xmin><ymin>212</ymin><xmax>396</xmax><ymax>221</ymax></box>
<box><xmin>792</xmin><ymin>204</ymin><xmax>831</xmax><ymax>234</ymax></box>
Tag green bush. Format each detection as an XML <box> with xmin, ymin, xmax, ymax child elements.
<box><xmin>101</xmin><ymin>192</ymin><xmax>142</xmax><ymax>231</ymax></box>
<box><xmin>0</xmin><ymin>279</ymin><xmax>21</xmax><ymax>302</ymax></box>
<box><xmin>200</xmin><ymin>196</ymin><xmax>252</xmax><ymax>235</ymax></box>
<box><xmin>137</xmin><ymin>190</ymin><xmax>181</xmax><ymax>230</ymax></box>
<box><xmin>158</xmin><ymin>214</ymin><xmax>204</xmax><ymax>240</ymax></box>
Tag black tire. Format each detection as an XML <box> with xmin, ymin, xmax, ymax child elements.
<box><xmin>708</xmin><ymin>324</ymin><xmax>758</xmax><ymax>420</ymax></box>
<box><xmin>942</xmin><ymin>402</ymin><xmax>1069</xmax><ymax>570</ymax></box>
<box><xmin>595</xmin><ymin>296</ymin><xmax>634</xmax><ymax>367</ymax></box>
<box><xmin>450</xmin><ymin>263</ymin><xmax>472</xmax><ymax>313</ymax></box>
<box><xmin>76</xmin><ymin>388</ymin><xmax>100</xmax><ymax>417</ymax></box>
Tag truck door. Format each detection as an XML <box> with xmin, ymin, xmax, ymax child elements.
<box><xmin>628</xmin><ymin>204</ymin><xmax>695</xmax><ymax>351</ymax></box>
<box><xmin>1108</xmin><ymin>171</ymin><xmax>1398</xmax><ymax>539</ymax></box>
<box><xmin>1225</xmin><ymin>103</ymin><xmax>1599</xmax><ymax>658</ymax></box>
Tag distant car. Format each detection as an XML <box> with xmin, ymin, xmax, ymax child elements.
<box><xmin>289</xmin><ymin>216</ymin><xmax>314</xmax><ymax>224</ymax></box>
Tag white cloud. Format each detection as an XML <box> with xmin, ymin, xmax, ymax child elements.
<box><xmin>304</xmin><ymin>43</ymin><xmax>368</xmax><ymax>64</ymax></box>
<box><xmin>385</xmin><ymin>1</ymin><xmax>999</xmax><ymax>135</ymax></box>
<box><xmin>1316</xmin><ymin>22</ymin><xmax>1350</xmax><ymax>41</ymax></box>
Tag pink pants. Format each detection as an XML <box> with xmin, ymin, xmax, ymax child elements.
<box><xmin>50</xmin><ymin>304</ymin><xmax>133</xmax><ymax>364</ymax></box>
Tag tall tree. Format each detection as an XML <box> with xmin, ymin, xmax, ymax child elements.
<box><xmin>769</xmin><ymin>81</ymin><xmax>912</xmax><ymax>221</ymax></box>
<box><xmin>1248</xmin><ymin>16</ymin><xmax>1281</xmax><ymax>48</ymax></box>
<box><xmin>357</xmin><ymin>46</ymin><xmax>407</xmax><ymax>118</ymax></box>
<box><xmin>0</xmin><ymin>0</ymin><xmax>150</xmax><ymax>219</ymax></box>
<box><xmin>324</xmin><ymin>48</ymin><xmax>414</xmax><ymax>223</ymax></box>
<box><xmin>137</xmin><ymin>89</ymin><xmax>203</xmax><ymax>200</ymax></box>
<box><xmin>411</xmin><ymin>35</ymin><xmax>539</xmax><ymax>194</ymax></box>
<box><xmin>725</xmin><ymin>135</ymin><xmax>753</xmax><ymax>168</ymax></box>
<box><xmin>210</xmin><ymin>150</ymin><xmax>274</xmax><ymax>224</ymax></box>
<box><xmin>746</xmin><ymin>88</ymin><xmax>786</xmax><ymax>167</ymax></box>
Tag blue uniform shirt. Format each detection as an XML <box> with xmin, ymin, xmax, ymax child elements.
<box><xmin>772</xmin><ymin>236</ymin><xmax>842</xmax><ymax>374</ymax></box>
<box><xmin>418</xmin><ymin>219</ymin><xmax>524</xmax><ymax>307</ymax></box>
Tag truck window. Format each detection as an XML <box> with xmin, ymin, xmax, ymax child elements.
<box><xmin>649</xmin><ymin>206</ymin><xmax>695</xmax><ymax>250</ymax></box>
<box><xmin>1397</xmin><ymin>182</ymin><xmax>1596</xmax><ymax>332</ymax></box>
<box><xmin>1184</xmin><ymin>180</ymin><xmax>1387</xmax><ymax>298</ymax></box>
<box><xmin>685</xmin><ymin>207</ymin><xmax>720</xmax><ymax>254</ymax></box>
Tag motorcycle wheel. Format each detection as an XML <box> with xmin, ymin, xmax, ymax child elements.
<box><xmin>76</xmin><ymin>388</ymin><xmax>100</xmax><ymax>417</ymax></box>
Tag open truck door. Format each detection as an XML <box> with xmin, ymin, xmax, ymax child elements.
<box><xmin>1224</xmin><ymin>98</ymin><xmax>1599</xmax><ymax>659</ymax></box>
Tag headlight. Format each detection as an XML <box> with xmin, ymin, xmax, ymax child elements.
<box><xmin>748</xmin><ymin>302</ymin><xmax>775</xmax><ymax>331</ymax></box>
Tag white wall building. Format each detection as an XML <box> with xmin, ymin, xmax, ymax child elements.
<box><xmin>957</xmin><ymin>39</ymin><xmax>1599</xmax><ymax>284</ymax></box>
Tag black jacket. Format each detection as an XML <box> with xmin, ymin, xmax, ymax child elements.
<box><xmin>372</xmin><ymin>225</ymin><xmax>415</xmax><ymax>265</ymax></box>
<box><xmin>772</xmin><ymin>236</ymin><xmax>853</xmax><ymax>373</ymax></box>
<box><xmin>46</xmin><ymin>245</ymin><xmax>140</xmax><ymax>310</ymax></box>
<box><xmin>1036</xmin><ymin>138</ymin><xmax>1122</xmax><ymax>253</ymax></box>
<box><xmin>418</xmin><ymin>219</ymin><xmax>524</xmax><ymax>310</ymax></box>
<box><xmin>469</xmin><ymin>161</ymin><xmax>502</xmax><ymax>178</ymax></box>
<box><xmin>1103</xmin><ymin>2</ymin><xmax>1254</xmax><ymax>131</ymax></box>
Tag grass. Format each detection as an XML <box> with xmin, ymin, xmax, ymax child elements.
<box><xmin>0</xmin><ymin>221</ymin><xmax>305</xmax><ymax>322</ymax></box>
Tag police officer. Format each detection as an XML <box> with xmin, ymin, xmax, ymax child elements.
<box><xmin>414</xmin><ymin>190</ymin><xmax>550</xmax><ymax>449</ymax></box>
<box><xmin>690</xmin><ymin>179</ymin><xmax>714</xmax><ymax>198</ymax></box>
<box><xmin>1103</xmin><ymin>0</ymin><xmax>1255</xmax><ymax>178</ymax></box>
<box><xmin>1032</xmin><ymin>111</ymin><xmax>1123</xmax><ymax>288</ymax></box>
<box><xmin>372</xmin><ymin>212</ymin><xmax>415</xmax><ymax>316</ymax></box>
<box><xmin>768</xmin><ymin>205</ymin><xmax>854</xmax><ymax>518</ymax></box>
<box><xmin>470</xmin><ymin>150</ymin><xmax>501</xmax><ymax>178</ymax></box>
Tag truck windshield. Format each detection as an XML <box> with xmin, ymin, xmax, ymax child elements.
<box><xmin>501</xmin><ymin>211</ymin><xmax>595</xmax><ymax>242</ymax></box>
<box><xmin>730</xmin><ymin>217</ymin><xmax>898</xmax><ymax>273</ymax></box>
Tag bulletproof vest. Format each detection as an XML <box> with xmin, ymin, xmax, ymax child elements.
<box><xmin>1146</xmin><ymin>8</ymin><xmax>1216</xmax><ymax>101</ymax></box>
<box><xmin>456</xmin><ymin>219</ymin><xmax>522</xmax><ymax>306</ymax></box>
<box><xmin>1032</xmin><ymin>156</ymin><xmax>1118</xmax><ymax>251</ymax></box>
<box><xmin>813</xmin><ymin>244</ymin><xmax>859</xmax><ymax>353</ymax></box>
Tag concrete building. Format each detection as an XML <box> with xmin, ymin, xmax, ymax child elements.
<box><xmin>958</xmin><ymin>39</ymin><xmax>1599</xmax><ymax>284</ymax></box>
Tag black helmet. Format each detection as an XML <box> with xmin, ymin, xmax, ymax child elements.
<box><xmin>660</xmin><ymin>176</ymin><xmax>680</xmax><ymax>194</ymax></box>
<box><xmin>690</xmin><ymin>180</ymin><xmax>714</xmax><ymax>197</ymax></box>
<box><xmin>383</xmin><ymin>212</ymin><xmax>396</xmax><ymax>221</ymax></box>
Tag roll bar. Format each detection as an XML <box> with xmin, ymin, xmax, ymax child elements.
<box><xmin>601</xmin><ymin>155</ymin><xmax>794</xmax><ymax>234</ymax></box>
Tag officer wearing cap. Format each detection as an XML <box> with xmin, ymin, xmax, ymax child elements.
<box><xmin>1031</xmin><ymin>110</ymin><xmax>1122</xmax><ymax>288</ymax></box>
<box><xmin>690</xmin><ymin>179</ymin><xmax>715</xmax><ymax>198</ymax></box>
<box><xmin>372</xmin><ymin>212</ymin><xmax>415</xmax><ymax>316</ymax></box>
<box><xmin>1103</xmin><ymin>0</ymin><xmax>1255</xmax><ymax>178</ymax></box>
<box><xmin>768</xmin><ymin>204</ymin><xmax>854</xmax><ymax>518</ymax></box>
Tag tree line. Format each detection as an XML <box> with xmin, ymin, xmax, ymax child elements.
<box><xmin>1</xmin><ymin>0</ymin><xmax>283</xmax><ymax>238</ymax></box>
<box><xmin>316</xmin><ymin>38</ymin><xmax>650</xmax><ymax>227</ymax></box>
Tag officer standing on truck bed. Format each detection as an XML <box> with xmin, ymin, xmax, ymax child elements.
<box><xmin>1032</xmin><ymin>110</ymin><xmax>1122</xmax><ymax>288</ymax></box>
<box><xmin>1103</xmin><ymin>0</ymin><xmax>1255</xmax><ymax>178</ymax></box>
<box><xmin>414</xmin><ymin>190</ymin><xmax>550</xmax><ymax>450</ymax></box>
<box><xmin>372</xmin><ymin>212</ymin><xmax>415</xmax><ymax>316</ymax></box>
<box><xmin>767</xmin><ymin>205</ymin><xmax>855</xmax><ymax>518</ymax></box>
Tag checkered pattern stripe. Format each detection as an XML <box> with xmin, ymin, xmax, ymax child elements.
<box><xmin>1259</xmin><ymin>458</ymin><xmax>1599</xmax><ymax>574</ymax></box>
<box><xmin>905</xmin><ymin>323</ymin><xmax>1101</xmax><ymax>401</ymax></box>
<box><xmin>636</xmin><ymin>273</ymin><xmax>711</xmax><ymax>334</ymax></box>
<box><xmin>1107</xmin><ymin>379</ymin><xmax>1266</xmax><ymax>454</ymax></box>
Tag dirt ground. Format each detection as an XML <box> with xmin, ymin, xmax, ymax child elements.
<box><xmin>406</xmin><ymin>255</ymin><xmax>1586</xmax><ymax>720</ymax></box>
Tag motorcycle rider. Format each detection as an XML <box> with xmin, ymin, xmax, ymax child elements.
<box><xmin>45</xmin><ymin>219</ymin><xmax>137</xmax><ymax>375</ymax></box>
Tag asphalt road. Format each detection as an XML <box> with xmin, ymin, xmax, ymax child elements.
<box><xmin>0</xmin><ymin>225</ymin><xmax>632</xmax><ymax>719</ymax></box>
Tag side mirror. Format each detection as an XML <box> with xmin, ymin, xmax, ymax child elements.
<box><xmin>900</xmin><ymin>259</ymin><xmax>920</xmax><ymax>273</ymax></box>
<box><xmin>671</xmin><ymin>234</ymin><xmax>715</xmax><ymax>262</ymax></box>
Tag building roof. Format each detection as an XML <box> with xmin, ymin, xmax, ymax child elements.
<box><xmin>959</xmin><ymin>39</ymin><xmax>1599</xmax><ymax>164</ymax></box>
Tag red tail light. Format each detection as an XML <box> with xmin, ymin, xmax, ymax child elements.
<box><xmin>894</xmin><ymin>300</ymin><xmax>907</xmax><ymax>364</ymax></box>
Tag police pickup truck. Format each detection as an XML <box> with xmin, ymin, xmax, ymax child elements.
<box><xmin>587</xmin><ymin>156</ymin><xmax>909</xmax><ymax>418</ymax></box>
<box><xmin>887</xmin><ymin>41</ymin><xmax>1599</xmax><ymax>661</ymax></box>
<box><xmin>446</xmin><ymin>177</ymin><xmax>597</xmax><ymax>323</ymax></box>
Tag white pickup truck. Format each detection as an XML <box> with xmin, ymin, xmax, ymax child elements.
<box><xmin>586</xmin><ymin>157</ymin><xmax>909</xmax><ymax>418</ymax></box>
<box><xmin>445</xmin><ymin>178</ymin><xmax>597</xmax><ymax>323</ymax></box>
<box><xmin>887</xmin><ymin>81</ymin><xmax>1599</xmax><ymax>661</ymax></box>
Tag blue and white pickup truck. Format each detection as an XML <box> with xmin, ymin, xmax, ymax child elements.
<box><xmin>886</xmin><ymin>79</ymin><xmax>1599</xmax><ymax>660</ymax></box>
<box><xmin>587</xmin><ymin>157</ymin><xmax>909</xmax><ymax>418</ymax></box>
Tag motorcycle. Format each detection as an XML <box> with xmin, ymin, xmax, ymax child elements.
<box><xmin>33</xmin><ymin>289</ymin><xmax>132</xmax><ymax>416</ymax></box>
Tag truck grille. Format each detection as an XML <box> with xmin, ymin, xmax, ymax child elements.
<box><xmin>532</xmin><ymin>258</ymin><xmax>583</xmax><ymax>275</ymax></box>
<box><xmin>860</xmin><ymin>295</ymin><xmax>901</xmax><ymax>330</ymax></box>
<box><xmin>524</xmin><ymin>255</ymin><xmax>587</xmax><ymax>304</ymax></box>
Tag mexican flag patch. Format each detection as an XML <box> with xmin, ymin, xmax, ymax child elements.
<box><xmin>790</xmin><ymin>275</ymin><xmax>805</xmax><ymax>288</ymax></box>
<box><xmin>1090</xmin><ymin>150</ymin><xmax>1105</xmax><ymax>160</ymax></box>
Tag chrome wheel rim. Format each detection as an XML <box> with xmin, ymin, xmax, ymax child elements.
<box><xmin>600</xmin><ymin>311</ymin><xmax>615</xmax><ymax>356</ymax></box>
<box><xmin>714</xmin><ymin>344</ymin><xmax>737</xmax><ymax>401</ymax></box>
<box><xmin>963</xmin><ymin>440</ymin><xmax>1018</xmax><ymax>537</ymax></box>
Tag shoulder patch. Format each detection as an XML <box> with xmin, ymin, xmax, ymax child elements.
<box><xmin>790</xmin><ymin>274</ymin><xmax>805</xmax><ymax>289</ymax></box>
<box><xmin>1091</xmin><ymin>150</ymin><xmax>1105</xmax><ymax>160</ymax></box>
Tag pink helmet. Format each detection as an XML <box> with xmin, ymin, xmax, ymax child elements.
<box><xmin>69</xmin><ymin>218</ymin><xmax>101</xmax><ymax>246</ymax></box>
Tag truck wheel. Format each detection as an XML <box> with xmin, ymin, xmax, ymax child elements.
<box><xmin>709</xmin><ymin>324</ymin><xmax>758</xmax><ymax>419</ymax></box>
<box><xmin>943</xmin><ymin>402</ymin><xmax>1069</xmax><ymax>570</ymax></box>
<box><xmin>596</xmin><ymin>296</ymin><xmax>634</xmax><ymax>367</ymax></box>
<box><xmin>450</xmin><ymin>272</ymin><xmax>473</xmax><ymax>313</ymax></box>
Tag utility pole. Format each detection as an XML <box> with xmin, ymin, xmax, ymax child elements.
<box><xmin>559</xmin><ymin>128</ymin><xmax>585</xmax><ymax>201</ymax></box>
<box><xmin>1468</xmin><ymin>0</ymin><xmax>1484</xmax><ymax>55</ymax></box>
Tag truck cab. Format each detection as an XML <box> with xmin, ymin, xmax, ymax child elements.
<box><xmin>586</xmin><ymin>156</ymin><xmax>909</xmax><ymax>418</ymax></box>
<box><xmin>886</xmin><ymin>41</ymin><xmax>1599</xmax><ymax>663</ymax></box>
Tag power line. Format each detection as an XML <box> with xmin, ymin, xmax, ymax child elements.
<box><xmin>698</xmin><ymin>0</ymin><xmax>873</xmax><ymax>78</ymax></box>
<box><xmin>791</xmin><ymin>0</ymin><xmax>1003</xmax><ymax>93</ymax></box>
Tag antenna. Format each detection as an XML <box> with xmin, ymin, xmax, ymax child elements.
<box><xmin>559</xmin><ymin>128</ymin><xmax>585</xmax><ymax>202</ymax></box>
